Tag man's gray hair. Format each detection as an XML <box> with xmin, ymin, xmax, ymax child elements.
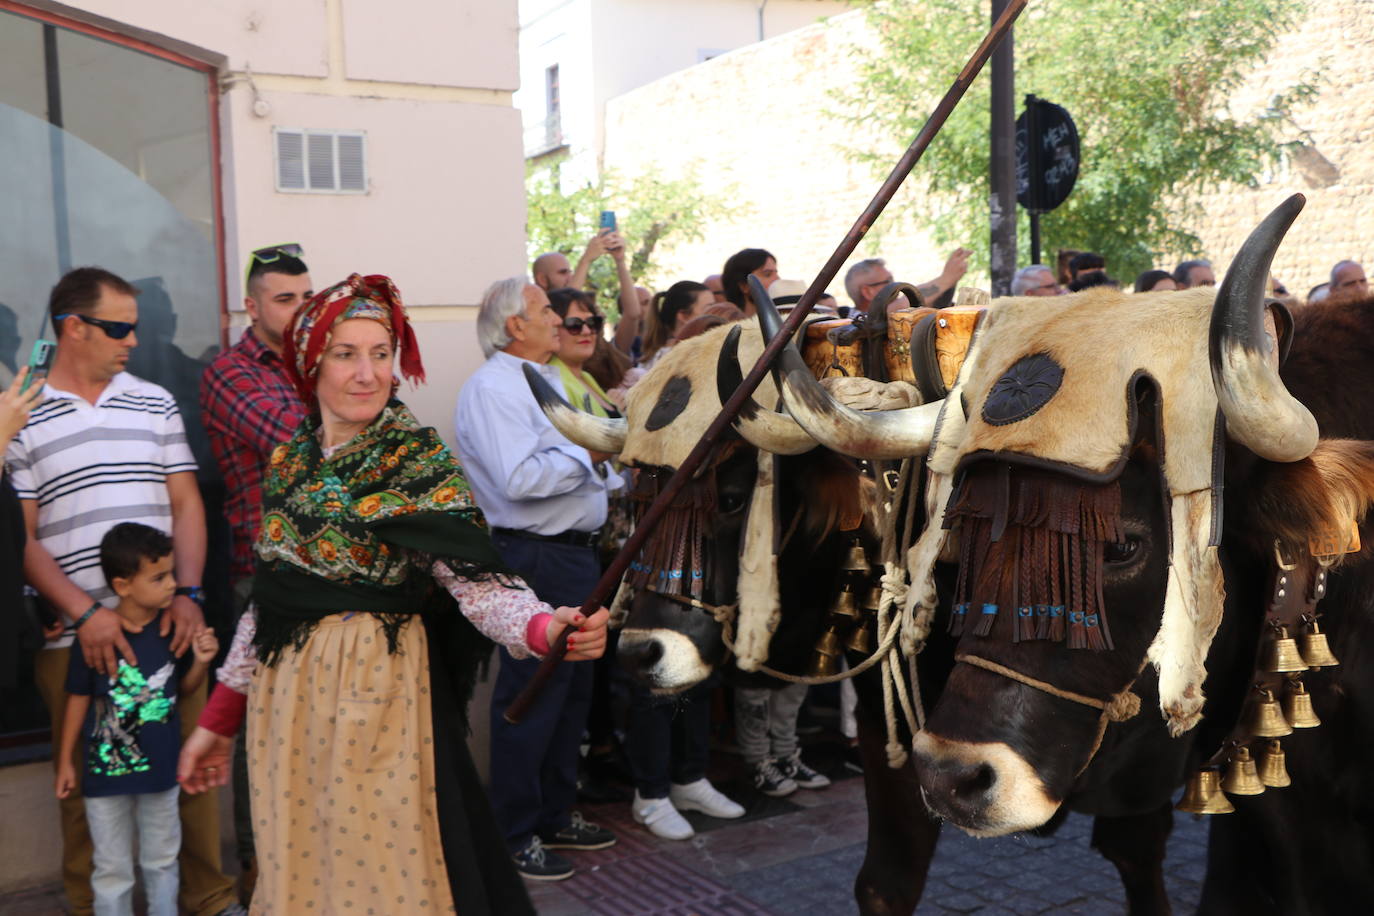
<box><xmin>1011</xmin><ymin>264</ymin><xmax>1054</xmax><ymax>296</ymax></box>
<box><xmin>477</xmin><ymin>276</ymin><xmax>530</xmax><ymax>358</ymax></box>
<box><xmin>1330</xmin><ymin>259</ymin><xmax>1362</xmax><ymax>285</ymax></box>
<box><xmin>844</xmin><ymin>258</ymin><xmax>887</xmax><ymax>306</ymax></box>
<box><xmin>1172</xmin><ymin>259</ymin><xmax>1211</xmax><ymax>287</ymax></box>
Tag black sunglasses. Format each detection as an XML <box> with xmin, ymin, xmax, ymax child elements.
<box><xmin>562</xmin><ymin>315</ymin><xmax>604</xmax><ymax>334</ymax></box>
<box><xmin>54</xmin><ymin>313</ymin><xmax>138</xmax><ymax>340</ymax></box>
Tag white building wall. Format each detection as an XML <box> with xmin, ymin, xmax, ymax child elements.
<box><xmin>517</xmin><ymin>0</ymin><xmax>848</xmax><ymax>177</ymax></box>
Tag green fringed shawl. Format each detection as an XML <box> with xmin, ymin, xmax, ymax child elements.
<box><xmin>251</xmin><ymin>401</ymin><xmax>512</xmax><ymax>712</ymax></box>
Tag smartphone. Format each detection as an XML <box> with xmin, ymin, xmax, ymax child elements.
<box><xmin>21</xmin><ymin>339</ymin><xmax>56</xmax><ymax>393</ymax></box>
<box><xmin>599</xmin><ymin>210</ymin><xmax>617</xmax><ymax>233</ymax></box>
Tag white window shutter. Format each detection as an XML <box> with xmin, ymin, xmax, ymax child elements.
<box><xmin>307</xmin><ymin>134</ymin><xmax>335</xmax><ymax>190</ymax></box>
<box><xmin>337</xmin><ymin>134</ymin><xmax>366</xmax><ymax>191</ymax></box>
<box><xmin>274</xmin><ymin>129</ymin><xmax>367</xmax><ymax>194</ymax></box>
<box><xmin>275</xmin><ymin>130</ymin><xmax>305</xmax><ymax>190</ymax></box>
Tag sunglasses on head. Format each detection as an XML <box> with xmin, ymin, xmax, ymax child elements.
<box><xmin>54</xmin><ymin>313</ymin><xmax>138</xmax><ymax>340</ymax></box>
<box><xmin>245</xmin><ymin>243</ymin><xmax>304</xmax><ymax>287</ymax></box>
<box><xmin>562</xmin><ymin>315</ymin><xmax>604</xmax><ymax>334</ymax></box>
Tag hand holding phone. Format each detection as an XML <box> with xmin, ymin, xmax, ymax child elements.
<box><xmin>599</xmin><ymin>210</ymin><xmax>617</xmax><ymax>233</ymax></box>
<box><xmin>21</xmin><ymin>339</ymin><xmax>56</xmax><ymax>394</ymax></box>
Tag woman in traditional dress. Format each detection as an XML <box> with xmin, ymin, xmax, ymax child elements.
<box><xmin>177</xmin><ymin>274</ymin><xmax>609</xmax><ymax>914</ymax></box>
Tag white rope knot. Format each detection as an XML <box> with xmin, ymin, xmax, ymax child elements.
<box><xmin>879</xmin><ymin>561</ymin><xmax>909</xmax><ymax>612</ymax></box>
<box><xmin>885</xmin><ymin>740</ymin><xmax>909</xmax><ymax>769</ymax></box>
<box><xmin>1104</xmin><ymin>690</ymin><xmax>1141</xmax><ymax>722</ymax></box>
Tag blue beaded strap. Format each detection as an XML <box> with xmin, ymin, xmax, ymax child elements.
<box><xmin>73</xmin><ymin>602</ymin><xmax>103</xmax><ymax>630</ymax></box>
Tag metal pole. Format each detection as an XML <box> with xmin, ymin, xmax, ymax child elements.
<box><xmin>505</xmin><ymin>0</ymin><xmax>1031</xmax><ymax>724</ymax></box>
<box><xmin>1025</xmin><ymin>93</ymin><xmax>1042</xmax><ymax>266</ymax></box>
<box><xmin>989</xmin><ymin>0</ymin><xmax>1016</xmax><ymax>297</ymax></box>
<box><xmin>43</xmin><ymin>24</ymin><xmax>72</xmax><ymax>275</ymax></box>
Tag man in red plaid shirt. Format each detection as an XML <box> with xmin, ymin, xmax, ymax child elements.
<box><xmin>197</xmin><ymin>245</ymin><xmax>311</xmax><ymax>900</ymax></box>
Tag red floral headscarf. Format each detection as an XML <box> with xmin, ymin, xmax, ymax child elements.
<box><xmin>282</xmin><ymin>273</ymin><xmax>425</xmax><ymax>403</ymax></box>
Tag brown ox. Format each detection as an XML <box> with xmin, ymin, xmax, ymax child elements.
<box><xmin>757</xmin><ymin>195</ymin><xmax>1374</xmax><ymax>912</ymax></box>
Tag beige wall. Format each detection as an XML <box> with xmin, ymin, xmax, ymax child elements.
<box><xmin>605</xmin><ymin>5</ymin><xmax>1374</xmax><ymax>298</ymax></box>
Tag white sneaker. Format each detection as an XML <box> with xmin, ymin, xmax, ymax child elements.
<box><xmin>670</xmin><ymin>778</ymin><xmax>746</xmax><ymax>819</ymax></box>
<box><xmin>632</xmin><ymin>791</ymin><xmax>695</xmax><ymax>840</ymax></box>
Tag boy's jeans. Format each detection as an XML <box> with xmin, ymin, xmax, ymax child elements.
<box><xmin>84</xmin><ymin>786</ymin><xmax>181</xmax><ymax>916</ymax></box>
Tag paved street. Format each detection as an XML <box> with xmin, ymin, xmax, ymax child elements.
<box><xmin>528</xmin><ymin>745</ymin><xmax>1210</xmax><ymax>915</ymax></box>
<box><xmin>1</xmin><ymin>746</ymin><xmax>1210</xmax><ymax>915</ymax></box>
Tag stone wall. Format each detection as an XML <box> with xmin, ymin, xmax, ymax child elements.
<box><xmin>604</xmin><ymin>5</ymin><xmax>1374</xmax><ymax>297</ymax></box>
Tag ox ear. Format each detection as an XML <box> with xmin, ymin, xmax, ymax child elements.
<box><xmin>1244</xmin><ymin>439</ymin><xmax>1374</xmax><ymax>560</ymax></box>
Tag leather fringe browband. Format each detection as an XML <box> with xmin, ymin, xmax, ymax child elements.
<box><xmin>946</xmin><ymin>463</ymin><xmax>1124</xmax><ymax>650</ymax></box>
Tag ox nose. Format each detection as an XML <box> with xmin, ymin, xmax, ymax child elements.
<box><xmin>618</xmin><ymin>637</ymin><xmax>664</xmax><ymax>679</ymax></box>
<box><xmin>917</xmin><ymin>755</ymin><xmax>998</xmax><ymax>824</ymax></box>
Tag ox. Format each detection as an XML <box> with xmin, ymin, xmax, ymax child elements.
<box><xmin>763</xmin><ymin>195</ymin><xmax>1374</xmax><ymax>912</ymax></box>
<box><xmin>535</xmin><ymin>315</ymin><xmax>1191</xmax><ymax>913</ymax></box>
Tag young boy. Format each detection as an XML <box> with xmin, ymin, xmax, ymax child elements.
<box><xmin>55</xmin><ymin>523</ymin><xmax>218</xmax><ymax>916</ymax></box>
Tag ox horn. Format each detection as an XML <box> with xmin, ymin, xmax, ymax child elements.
<box><xmin>521</xmin><ymin>362</ymin><xmax>628</xmax><ymax>453</ymax></box>
<box><xmin>715</xmin><ymin>325</ymin><xmax>816</xmax><ymax>455</ymax></box>
<box><xmin>749</xmin><ymin>276</ymin><xmax>945</xmax><ymax>461</ymax></box>
<box><xmin>1210</xmin><ymin>194</ymin><xmax>1319</xmax><ymax>463</ymax></box>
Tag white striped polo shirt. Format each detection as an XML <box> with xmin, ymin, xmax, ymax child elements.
<box><xmin>5</xmin><ymin>372</ymin><xmax>197</xmax><ymax>648</ymax></box>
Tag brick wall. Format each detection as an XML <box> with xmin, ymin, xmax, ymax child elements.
<box><xmin>604</xmin><ymin>6</ymin><xmax>1374</xmax><ymax>298</ymax></box>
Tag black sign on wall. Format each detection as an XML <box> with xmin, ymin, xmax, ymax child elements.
<box><xmin>1015</xmin><ymin>95</ymin><xmax>1080</xmax><ymax>263</ymax></box>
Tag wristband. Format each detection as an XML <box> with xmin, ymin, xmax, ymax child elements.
<box><xmin>73</xmin><ymin>602</ymin><xmax>103</xmax><ymax>630</ymax></box>
<box><xmin>175</xmin><ymin>586</ymin><xmax>206</xmax><ymax>608</ymax></box>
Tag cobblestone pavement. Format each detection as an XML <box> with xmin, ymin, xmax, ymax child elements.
<box><xmin>2</xmin><ymin>753</ymin><xmax>1211</xmax><ymax>915</ymax></box>
<box><xmin>528</xmin><ymin>765</ymin><xmax>1210</xmax><ymax>916</ymax></box>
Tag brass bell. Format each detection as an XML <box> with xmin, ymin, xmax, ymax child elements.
<box><xmin>1299</xmin><ymin>618</ymin><xmax>1340</xmax><ymax>669</ymax></box>
<box><xmin>1176</xmin><ymin>768</ymin><xmax>1235</xmax><ymax>815</ymax></box>
<box><xmin>831</xmin><ymin>583</ymin><xmax>860</xmax><ymax>619</ymax></box>
<box><xmin>843</xmin><ymin>540</ymin><xmax>869</xmax><ymax>573</ymax></box>
<box><xmin>1244</xmin><ymin>687</ymin><xmax>1293</xmax><ymax>738</ymax></box>
<box><xmin>1283</xmin><ymin>679</ymin><xmax>1321</xmax><ymax>728</ymax></box>
<box><xmin>1257</xmin><ymin>740</ymin><xmax>1291</xmax><ymax>788</ymax></box>
<box><xmin>1221</xmin><ymin>746</ymin><xmax>1265</xmax><ymax>796</ymax></box>
<box><xmin>845</xmin><ymin>618</ymin><xmax>875</xmax><ymax>654</ymax></box>
<box><xmin>1262</xmin><ymin>624</ymin><xmax>1308</xmax><ymax>674</ymax></box>
<box><xmin>863</xmin><ymin>584</ymin><xmax>885</xmax><ymax>615</ymax></box>
<box><xmin>806</xmin><ymin>627</ymin><xmax>842</xmax><ymax>677</ymax></box>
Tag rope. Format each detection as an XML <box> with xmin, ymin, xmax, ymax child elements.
<box><xmin>718</xmin><ymin>611</ymin><xmax>900</xmax><ymax>684</ymax></box>
<box><xmin>955</xmin><ymin>652</ymin><xmax>1143</xmax><ymax>776</ymax></box>
<box><xmin>955</xmin><ymin>654</ymin><xmax>1139</xmax><ymax>718</ymax></box>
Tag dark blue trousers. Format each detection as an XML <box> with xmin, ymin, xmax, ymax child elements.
<box><xmin>624</xmin><ymin>680</ymin><xmax>711</xmax><ymax>799</ymax></box>
<box><xmin>487</xmin><ymin>533</ymin><xmax>599</xmax><ymax>853</ymax></box>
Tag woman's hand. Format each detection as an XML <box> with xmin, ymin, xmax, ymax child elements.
<box><xmin>0</xmin><ymin>367</ymin><xmax>45</xmax><ymax>452</ymax></box>
<box><xmin>177</xmin><ymin>725</ymin><xmax>234</xmax><ymax>794</ymax></box>
<box><xmin>546</xmin><ymin>606</ymin><xmax>611</xmax><ymax>661</ymax></box>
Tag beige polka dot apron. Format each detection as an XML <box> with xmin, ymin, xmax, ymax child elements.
<box><xmin>248</xmin><ymin>614</ymin><xmax>455</xmax><ymax>914</ymax></box>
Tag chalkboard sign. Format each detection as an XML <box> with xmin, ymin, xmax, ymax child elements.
<box><xmin>1016</xmin><ymin>96</ymin><xmax>1079</xmax><ymax>213</ymax></box>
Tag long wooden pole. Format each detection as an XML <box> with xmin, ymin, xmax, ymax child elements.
<box><xmin>505</xmin><ymin>0</ymin><xmax>1029</xmax><ymax>723</ymax></box>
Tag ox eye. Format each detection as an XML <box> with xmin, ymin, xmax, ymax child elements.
<box><xmin>719</xmin><ymin>491</ymin><xmax>747</xmax><ymax>514</ymax></box>
<box><xmin>1103</xmin><ymin>537</ymin><xmax>1142</xmax><ymax>565</ymax></box>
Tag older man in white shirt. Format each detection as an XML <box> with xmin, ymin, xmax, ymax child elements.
<box><xmin>454</xmin><ymin>276</ymin><xmax>619</xmax><ymax>882</ymax></box>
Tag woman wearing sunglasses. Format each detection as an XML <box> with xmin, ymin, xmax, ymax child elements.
<box><xmin>548</xmin><ymin>288</ymin><xmax>618</xmax><ymax>418</ymax></box>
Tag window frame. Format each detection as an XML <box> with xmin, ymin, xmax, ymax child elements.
<box><xmin>0</xmin><ymin>0</ymin><xmax>227</xmax><ymax>755</ymax></box>
<box><xmin>272</xmin><ymin>127</ymin><xmax>370</xmax><ymax>195</ymax></box>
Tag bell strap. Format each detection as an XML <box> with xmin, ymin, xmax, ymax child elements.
<box><xmin>1201</xmin><ymin>544</ymin><xmax>1327</xmax><ymax>768</ymax></box>
<box><xmin>955</xmin><ymin>652</ymin><xmax>1143</xmax><ymax>778</ymax></box>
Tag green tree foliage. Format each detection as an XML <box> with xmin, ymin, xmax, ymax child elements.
<box><xmin>845</xmin><ymin>0</ymin><xmax>1319</xmax><ymax>279</ymax></box>
<box><xmin>525</xmin><ymin>157</ymin><xmax>731</xmax><ymax>317</ymax></box>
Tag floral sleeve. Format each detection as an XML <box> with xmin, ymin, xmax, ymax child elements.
<box><xmin>431</xmin><ymin>562</ymin><xmax>552</xmax><ymax>658</ymax></box>
<box><xmin>216</xmin><ymin>608</ymin><xmax>258</xmax><ymax>694</ymax></box>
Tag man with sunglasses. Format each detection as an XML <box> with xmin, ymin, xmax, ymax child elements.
<box><xmin>7</xmin><ymin>267</ymin><xmax>243</xmax><ymax>916</ymax></box>
<box><xmin>198</xmin><ymin>244</ymin><xmax>311</xmax><ymax>901</ymax></box>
